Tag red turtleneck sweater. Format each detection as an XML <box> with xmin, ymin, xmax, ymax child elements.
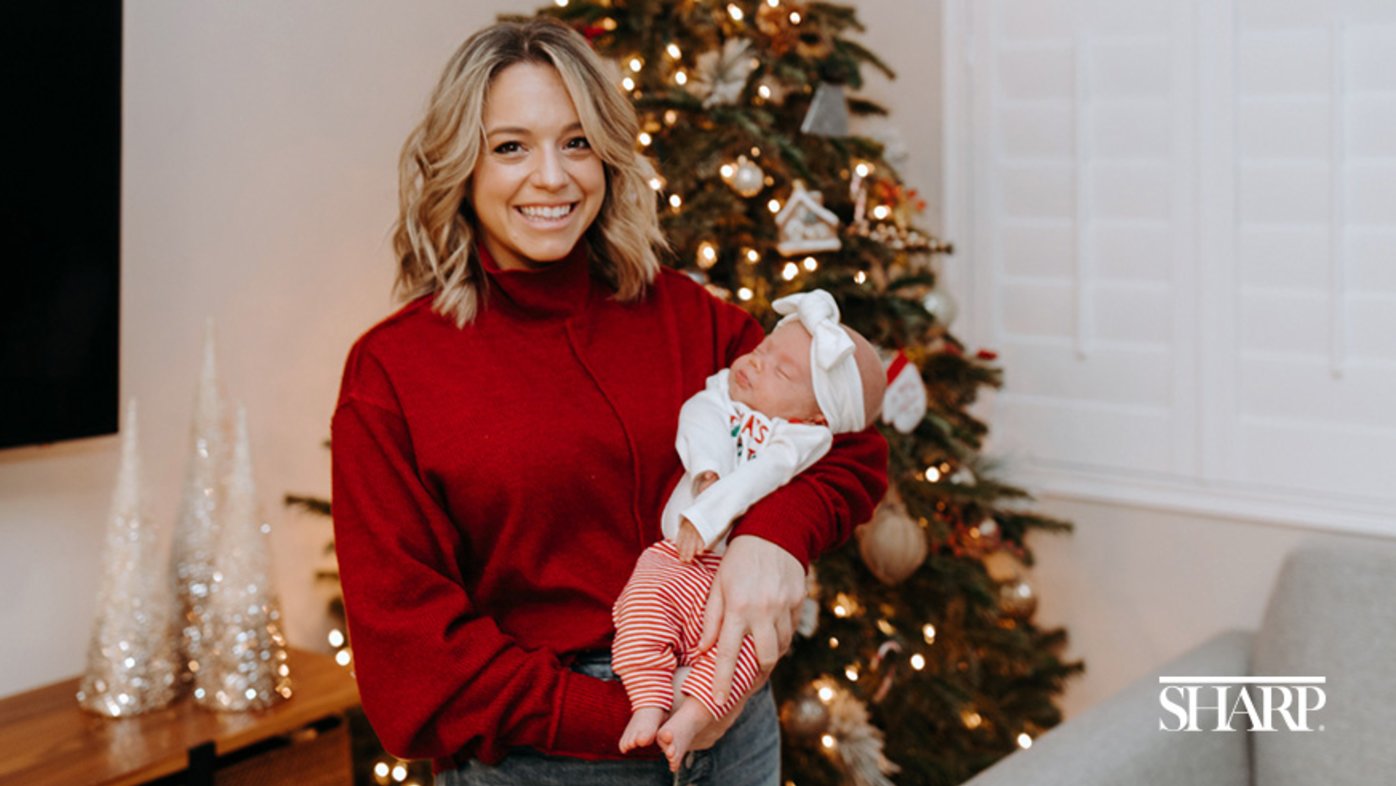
<box><xmin>331</xmin><ymin>245</ymin><xmax>887</xmax><ymax>771</ymax></box>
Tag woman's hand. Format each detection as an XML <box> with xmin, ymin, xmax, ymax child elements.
<box><xmin>696</xmin><ymin>535</ymin><xmax>803</xmax><ymax>705</ymax></box>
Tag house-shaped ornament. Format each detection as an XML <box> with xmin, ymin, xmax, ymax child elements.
<box><xmin>775</xmin><ymin>180</ymin><xmax>842</xmax><ymax>257</ymax></box>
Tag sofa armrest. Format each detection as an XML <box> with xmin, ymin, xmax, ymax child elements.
<box><xmin>962</xmin><ymin>629</ymin><xmax>1254</xmax><ymax>786</ymax></box>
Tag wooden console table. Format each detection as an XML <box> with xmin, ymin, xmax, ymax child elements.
<box><xmin>0</xmin><ymin>648</ymin><xmax>360</xmax><ymax>786</ymax></box>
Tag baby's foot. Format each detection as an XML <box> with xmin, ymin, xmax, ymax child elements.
<box><xmin>619</xmin><ymin>707</ymin><xmax>667</xmax><ymax>753</ymax></box>
<box><xmin>655</xmin><ymin>700</ymin><xmax>712</xmax><ymax>772</ymax></box>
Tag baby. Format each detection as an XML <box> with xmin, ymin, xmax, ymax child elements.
<box><xmin>611</xmin><ymin>289</ymin><xmax>887</xmax><ymax>770</ymax></box>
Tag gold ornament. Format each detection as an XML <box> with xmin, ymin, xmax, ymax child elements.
<box><xmin>856</xmin><ymin>492</ymin><xmax>928</xmax><ymax>585</ymax></box>
<box><xmin>781</xmin><ymin>691</ymin><xmax>831</xmax><ymax>738</ymax></box>
<box><xmin>982</xmin><ymin>550</ymin><xmax>1024</xmax><ymax>583</ymax></box>
<box><xmin>721</xmin><ymin>154</ymin><xmax>765</xmax><ymax>198</ymax></box>
<box><xmin>999</xmin><ymin>578</ymin><xmax>1038</xmax><ymax>619</ymax></box>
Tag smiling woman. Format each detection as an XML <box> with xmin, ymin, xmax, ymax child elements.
<box><xmin>471</xmin><ymin>63</ymin><xmax>605</xmax><ymax>272</ymax></box>
<box><xmin>330</xmin><ymin>17</ymin><xmax>888</xmax><ymax>786</ymax></box>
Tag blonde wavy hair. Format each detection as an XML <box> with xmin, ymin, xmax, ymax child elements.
<box><xmin>392</xmin><ymin>18</ymin><xmax>667</xmax><ymax>326</ymax></box>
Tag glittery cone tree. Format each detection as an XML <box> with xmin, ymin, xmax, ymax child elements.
<box><xmin>77</xmin><ymin>401</ymin><xmax>180</xmax><ymax>717</ymax></box>
<box><xmin>170</xmin><ymin>320</ymin><xmax>227</xmax><ymax>688</ymax></box>
<box><xmin>520</xmin><ymin>2</ymin><xmax>1083</xmax><ymax>783</ymax></box>
<box><xmin>195</xmin><ymin>404</ymin><xmax>292</xmax><ymax>711</ymax></box>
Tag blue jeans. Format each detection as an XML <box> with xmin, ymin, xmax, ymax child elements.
<box><xmin>436</xmin><ymin>652</ymin><xmax>780</xmax><ymax>786</ymax></box>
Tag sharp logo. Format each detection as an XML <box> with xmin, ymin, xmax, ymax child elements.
<box><xmin>1157</xmin><ymin>676</ymin><xmax>1327</xmax><ymax>732</ymax></box>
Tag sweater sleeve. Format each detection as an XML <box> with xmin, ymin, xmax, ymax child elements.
<box><xmin>331</xmin><ymin>346</ymin><xmax>632</xmax><ymax>765</ymax></box>
<box><xmin>680</xmin><ymin>422</ymin><xmax>833</xmax><ymax>550</ymax></box>
<box><xmin>711</xmin><ymin>302</ymin><xmax>890</xmax><ymax>567</ymax></box>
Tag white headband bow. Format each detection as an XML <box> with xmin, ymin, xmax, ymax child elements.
<box><xmin>771</xmin><ymin>289</ymin><xmax>865</xmax><ymax>434</ymax></box>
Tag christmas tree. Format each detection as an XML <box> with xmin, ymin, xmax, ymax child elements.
<box><xmin>512</xmin><ymin>2</ymin><xmax>1084</xmax><ymax>783</ymax></box>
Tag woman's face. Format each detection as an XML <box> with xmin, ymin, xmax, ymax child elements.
<box><xmin>470</xmin><ymin>62</ymin><xmax>606</xmax><ymax>271</ymax></box>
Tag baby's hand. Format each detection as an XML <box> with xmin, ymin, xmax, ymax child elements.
<box><xmin>693</xmin><ymin>470</ymin><xmax>719</xmax><ymax>496</ymax></box>
<box><xmin>676</xmin><ymin>519</ymin><xmax>705</xmax><ymax>562</ymax></box>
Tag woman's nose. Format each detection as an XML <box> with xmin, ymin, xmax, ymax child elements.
<box><xmin>531</xmin><ymin>148</ymin><xmax>567</xmax><ymax>189</ymax></box>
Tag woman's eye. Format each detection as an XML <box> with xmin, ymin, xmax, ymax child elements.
<box><xmin>565</xmin><ymin>136</ymin><xmax>591</xmax><ymax>150</ymax></box>
<box><xmin>493</xmin><ymin>141</ymin><xmax>522</xmax><ymax>154</ymax></box>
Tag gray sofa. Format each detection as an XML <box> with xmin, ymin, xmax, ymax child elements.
<box><xmin>964</xmin><ymin>539</ymin><xmax>1396</xmax><ymax>786</ymax></box>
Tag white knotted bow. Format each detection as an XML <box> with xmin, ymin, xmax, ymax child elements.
<box><xmin>772</xmin><ymin>290</ymin><xmax>866</xmax><ymax>433</ymax></box>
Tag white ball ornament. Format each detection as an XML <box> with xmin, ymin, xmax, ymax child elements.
<box><xmin>857</xmin><ymin>497</ymin><xmax>928</xmax><ymax>586</ymax></box>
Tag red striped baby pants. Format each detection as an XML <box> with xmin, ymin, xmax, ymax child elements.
<box><xmin>611</xmin><ymin>539</ymin><xmax>761</xmax><ymax>720</ymax></box>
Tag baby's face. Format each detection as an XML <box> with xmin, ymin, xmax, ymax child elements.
<box><xmin>728</xmin><ymin>323</ymin><xmax>825</xmax><ymax>423</ymax></box>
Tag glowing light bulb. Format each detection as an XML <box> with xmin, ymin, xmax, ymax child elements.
<box><xmin>745</xmin><ymin>248</ymin><xmax>761</xmax><ymax>264</ymax></box>
<box><xmin>638</xmin><ymin>132</ymin><xmax>652</xmax><ymax>146</ymax></box>
<box><xmin>766</xmin><ymin>0</ymin><xmax>779</xmax><ymax>6</ymax></box>
<box><xmin>628</xmin><ymin>57</ymin><xmax>643</xmax><ymax>73</ymax></box>
<box><xmin>1017</xmin><ymin>732</ymin><xmax>1033</xmax><ymax>749</ymax></box>
<box><xmin>828</xmin><ymin>636</ymin><xmax>839</xmax><ymax>649</ymax></box>
<box><xmin>802</xmin><ymin>256</ymin><xmax>817</xmax><ymax>271</ymax></box>
<box><xmin>821</xmin><ymin>734</ymin><xmax>836</xmax><ymax>749</ymax></box>
<box><xmin>758</xmin><ymin>84</ymin><xmax>772</xmax><ymax>99</ymax></box>
<box><xmin>601</xmin><ymin>17</ymin><xmax>618</xmax><ymax>30</ymax></box>
<box><xmin>818</xmin><ymin>685</ymin><xmax>835</xmax><ymax>702</ymax></box>
<box><xmin>782</xmin><ymin>262</ymin><xmax>799</xmax><ymax>281</ymax></box>
<box><xmin>911</xmin><ymin>653</ymin><xmax>926</xmax><ymax>671</ymax></box>
<box><xmin>872</xmin><ymin>204</ymin><xmax>891</xmax><ymax>220</ymax></box>
<box><xmin>328</xmin><ymin>629</ymin><xmax>345</xmax><ymax>648</ymax></box>
<box><xmin>335</xmin><ymin>649</ymin><xmax>352</xmax><ymax>666</ymax></box>
<box><xmin>621</xmin><ymin>76</ymin><xmax>636</xmax><ymax>92</ymax></box>
<box><xmin>664</xmin><ymin>109</ymin><xmax>679</xmax><ymax>125</ymax></box>
<box><xmin>855</xmin><ymin>162</ymin><xmax>872</xmax><ymax>178</ymax></box>
<box><xmin>374</xmin><ymin>762</ymin><xmax>391</xmax><ymax>782</ymax></box>
<box><xmin>728</xmin><ymin>4</ymin><xmax>745</xmax><ymax>21</ymax></box>
<box><xmin>649</xmin><ymin>177</ymin><xmax>664</xmax><ymax>191</ymax></box>
<box><xmin>720</xmin><ymin>163</ymin><xmax>736</xmax><ymax>179</ymax></box>
<box><xmin>767</xmin><ymin>198</ymin><xmax>782</xmax><ymax>213</ymax></box>
<box><xmin>738</xmin><ymin>287</ymin><xmax>754</xmax><ymax>301</ymax></box>
<box><xmin>668</xmin><ymin>194</ymin><xmax>683</xmax><ymax>209</ymax></box>
<box><xmin>554</xmin><ymin>0</ymin><xmax>569</xmax><ymax>6</ymax></box>
<box><xmin>925</xmin><ymin>466</ymin><xmax>942</xmax><ymax>482</ymax></box>
<box><xmin>790</xmin><ymin>11</ymin><xmax>802</xmax><ymax>23</ymax></box>
<box><xmin>854</xmin><ymin>271</ymin><xmax>867</xmax><ymax>284</ymax></box>
<box><xmin>392</xmin><ymin>764</ymin><xmax>408</xmax><ymax>782</ymax></box>
<box><xmin>844</xmin><ymin>665</ymin><xmax>859</xmax><ymax>681</ymax></box>
<box><xmin>675</xmin><ymin>70</ymin><xmax>688</xmax><ymax>86</ymax></box>
<box><xmin>923</xmin><ymin>623</ymin><xmax>937</xmax><ymax>643</ymax></box>
<box><xmin>697</xmin><ymin>241</ymin><xmax>718</xmax><ymax>269</ymax></box>
<box><xmin>667</xmin><ymin>43</ymin><xmax>682</xmax><ymax>59</ymax></box>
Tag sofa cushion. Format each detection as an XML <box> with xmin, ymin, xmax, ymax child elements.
<box><xmin>1251</xmin><ymin>539</ymin><xmax>1396</xmax><ymax>786</ymax></box>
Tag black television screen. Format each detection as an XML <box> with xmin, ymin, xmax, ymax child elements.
<box><xmin>1</xmin><ymin>3</ymin><xmax>122</xmax><ymax>449</ymax></box>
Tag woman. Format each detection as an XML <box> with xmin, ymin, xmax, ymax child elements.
<box><xmin>331</xmin><ymin>18</ymin><xmax>887</xmax><ymax>786</ymax></box>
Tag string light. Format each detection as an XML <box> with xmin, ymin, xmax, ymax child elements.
<box><xmin>638</xmin><ymin>132</ymin><xmax>652</xmax><ymax>146</ymax></box>
<box><xmin>621</xmin><ymin>76</ymin><xmax>636</xmax><ymax>92</ymax></box>
<box><xmin>649</xmin><ymin>176</ymin><xmax>664</xmax><ymax>191</ymax></box>
<box><xmin>828</xmin><ymin>636</ymin><xmax>839</xmax><ymax>649</ymax></box>
<box><xmin>1017</xmin><ymin>732</ymin><xmax>1033</xmax><ymax>749</ymax></box>
<box><xmin>782</xmin><ymin>262</ymin><xmax>799</xmax><ymax>281</ymax></box>
<box><xmin>745</xmin><ymin>248</ymin><xmax>761</xmax><ymax>264</ymax></box>
<box><xmin>664</xmin><ymin>109</ymin><xmax>679</xmax><ymax>125</ymax></box>
<box><xmin>328</xmin><ymin>629</ymin><xmax>345</xmax><ymax>648</ymax></box>
<box><xmin>924</xmin><ymin>466</ymin><xmax>942</xmax><ymax>482</ymax></box>
<box><xmin>766</xmin><ymin>0</ymin><xmax>779</xmax><ymax>6</ymax></box>
<box><xmin>373</xmin><ymin>762</ymin><xmax>391</xmax><ymax>782</ymax></box>
<box><xmin>391</xmin><ymin>763</ymin><xmax>408</xmax><ymax>782</ymax></box>
<box><xmin>554</xmin><ymin>0</ymin><xmax>569</xmax><ymax>6</ymax></box>
<box><xmin>790</xmin><ymin>11</ymin><xmax>802</xmax><ymax>23</ymax></box>
<box><xmin>667</xmin><ymin>43</ymin><xmax>682</xmax><ymax>59</ymax></box>
<box><xmin>697</xmin><ymin>241</ymin><xmax>719</xmax><ymax>268</ymax></box>
<box><xmin>335</xmin><ymin>649</ymin><xmax>352</xmax><ymax>667</ymax></box>
<box><xmin>962</xmin><ymin>709</ymin><xmax>983</xmax><ymax>729</ymax></box>
<box><xmin>668</xmin><ymin>194</ymin><xmax>683</xmax><ymax>209</ymax></box>
<box><xmin>854</xmin><ymin>271</ymin><xmax>867</xmax><ymax>284</ymax></box>
<box><xmin>758</xmin><ymin>84</ymin><xmax>772</xmax><ymax>100</ymax></box>
<box><xmin>820</xmin><ymin>734</ymin><xmax>836</xmax><ymax>750</ymax></box>
<box><xmin>922</xmin><ymin>623</ymin><xmax>937</xmax><ymax>643</ymax></box>
<box><xmin>854</xmin><ymin>161</ymin><xmax>872</xmax><ymax>178</ymax></box>
<box><xmin>767</xmin><ymin>198</ymin><xmax>782</xmax><ymax>213</ymax></box>
<box><xmin>737</xmin><ymin>287</ymin><xmax>754</xmax><ymax>301</ymax></box>
<box><xmin>750</xmin><ymin>146</ymin><xmax>761</xmax><ymax>157</ymax></box>
<box><xmin>802</xmin><ymin>256</ymin><xmax>818</xmax><ymax>271</ymax></box>
<box><xmin>818</xmin><ymin>685</ymin><xmax>835</xmax><ymax>702</ymax></box>
<box><xmin>720</xmin><ymin>163</ymin><xmax>736</xmax><ymax>179</ymax></box>
<box><xmin>601</xmin><ymin>17</ymin><xmax>618</xmax><ymax>31</ymax></box>
<box><xmin>876</xmin><ymin>618</ymin><xmax>896</xmax><ymax>636</ymax></box>
<box><xmin>872</xmin><ymin>204</ymin><xmax>892</xmax><ymax>220</ymax></box>
<box><xmin>727</xmin><ymin>3</ymin><xmax>745</xmax><ymax>21</ymax></box>
<box><xmin>675</xmin><ymin>70</ymin><xmax>688</xmax><ymax>86</ymax></box>
<box><xmin>910</xmin><ymin>653</ymin><xmax>926</xmax><ymax>671</ymax></box>
<box><xmin>628</xmin><ymin>56</ymin><xmax>643</xmax><ymax>73</ymax></box>
<box><xmin>844</xmin><ymin>664</ymin><xmax>860</xmax><ymax>681</ymax></box>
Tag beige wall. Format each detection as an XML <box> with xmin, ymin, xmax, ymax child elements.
<box><xmin>0</xmin><ymin>1</ymin><xmax>943</xmax><ymax>698</ymax></box>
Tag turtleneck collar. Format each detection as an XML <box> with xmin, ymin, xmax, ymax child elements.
<box><xmin>477</xmin><ymin>240</ymin><xmax>592</xmax><ymax>319</ymax></box>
